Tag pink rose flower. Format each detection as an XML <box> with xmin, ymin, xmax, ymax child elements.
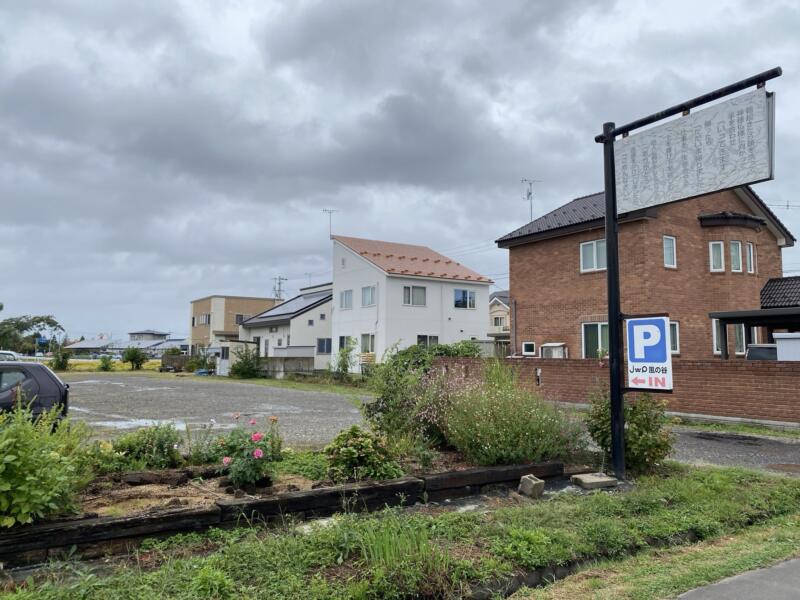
<box><xmin>222</xmin><ymin>456</ymin><xmax>232</xmax><ymax>466</ymax></box>
<box><xmin>251</xmin><ymin>432</ymin><xmax>263</xmax><ymax>442</ymax></box>
<box><xmin>248</xmin><ymin>418</ymin><xmax>257</xmax><ymax>425</ymax></box>
<box><xmin>252</xmin><ymin>448</ymin><xmax>264</xmax><ymax>459</ymax></box>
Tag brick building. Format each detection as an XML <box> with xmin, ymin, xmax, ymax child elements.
<box><xmin>189</xmin><ymin>295</ymin><xmax>281</xmax><ymax>354</ymax></box>
<box><xmin>496</xmin><ymin>186</ymin><xmax>794</xmax><ymax>360</ymax></box>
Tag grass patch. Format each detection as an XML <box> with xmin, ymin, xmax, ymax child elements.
<box><xmin>4</xmin><ymin>465</ymin><xmax>800</xmax><ymax>599</ymax></box>
<box><xmin>51</xmin><ymin>359</ymin><xmax>162</xmax><ymax>373</ymax></box>
<box><xmin>274</xmin><ymin>450</ymin><xmax>328</xmax><ymax>481</ymax></box>
<box><xmin>513</xmin><ymin>513</ymin><xmax>800</xmax><ymax>599</ymax></box>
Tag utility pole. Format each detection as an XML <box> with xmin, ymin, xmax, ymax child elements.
<box><xmin>272</xmin><ymin>276</ymin><xmax>288</xmax><ymax>300</ymax></box>
<box><xmin>521</xmin><ymin>179</ymin><xmax>540</xmax><ymax>222</ymax></box>
<box><xmin>322</xmin><ymin>208</ymin><xmax>338</xmax><ymax>237</ymax></box>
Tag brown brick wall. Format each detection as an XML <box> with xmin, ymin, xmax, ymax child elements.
<box><xmin>436</xmin><ymin>357</ymin><xmax>800</xmax><ymax>423</ymax></box>
<box><xmin>508</xmin><ymin>189</ymin><xmax>784</xmax><ymax>360</ymax></box>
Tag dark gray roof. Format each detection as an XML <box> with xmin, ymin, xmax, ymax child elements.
<box><xmin>128</xmin><ymin>329</ymin><xmax>169</xmax><ymax>335</ymax></box>
<box><xmin>490</xmin><ymin>290</ymin><xmax>509</xmax><ymax>305</ymax></box>
<box><xmin>242</xmin><ymin>290</ymin><xmax>331</xmax><ymax>327</ymax></box>
<box><xmin>761</xmin><ymin>277</ymin><xmax>800</xmax><ymax>309</ymax></box>
<box><xmin>496</xmin><ymin>192</ymin><xmax>604</xmax><ymax>245</ymax></box>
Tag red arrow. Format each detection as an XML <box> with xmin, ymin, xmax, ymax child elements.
<box><xmin>632</xmin><ymin>377</ymin><xmax>646</xmax><ymax>385</ymax></box>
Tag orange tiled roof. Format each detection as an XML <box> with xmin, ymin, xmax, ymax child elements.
<box><xmin>332</xmin><ymin>235</ymin><xmax>492</xmax><ymax>283</ymax></box>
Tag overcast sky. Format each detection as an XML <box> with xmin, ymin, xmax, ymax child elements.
<box><xmin>2</xmin><ymin>0</ymin><xmax>799</xmax><ymax>340</ymax></box>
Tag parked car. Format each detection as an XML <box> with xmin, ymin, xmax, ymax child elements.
<box><xmin>0</xmin><ymin>350</ymin><xmax>19</xmax><ymax>361</ymax></box>
<box><xmin>0</xmin><ymin>362</ymin><xmax>69</xmax><ymax>418</ymax></box>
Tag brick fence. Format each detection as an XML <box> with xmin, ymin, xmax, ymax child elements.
<box><xmin>434</xmin><ymin>357</ymin><xmax>800</xmax><ymax>424</ymax></box>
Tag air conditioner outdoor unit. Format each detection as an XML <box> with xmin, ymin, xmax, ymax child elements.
<box><xmin>540</xmin><ymin>343</ymin><xmax>567</xmax><ymax>359</ymax></box>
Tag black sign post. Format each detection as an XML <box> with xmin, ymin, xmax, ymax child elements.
<box><xmin>595</xmin><ymin>67</ymin><xmax>782</xmax><ymax>480</ymax></box>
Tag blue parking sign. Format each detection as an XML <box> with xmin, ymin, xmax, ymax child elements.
<box><xmin>625</xmin><ymin>316</ymin><xmax>673</xmax><ymax>391</ymax></box>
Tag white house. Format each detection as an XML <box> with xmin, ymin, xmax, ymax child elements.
<box><xmin>238</xmin><ymin>283</ymin><xmax>333</xmax><ymax>371</ymax></box>
<box><xmin>331</xmin><ymin>235</ymin><xmax>492</xmax><ymax>371</ymax></box>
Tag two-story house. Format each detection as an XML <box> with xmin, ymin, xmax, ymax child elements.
<box><xmin>189</xmin><ymin>295</ymin><xmax>281</xmax><ymax>355</ymax></box>
<box><xmin>496</xmin><ymin>186</ymin><xmax>794</xmax><ymax>360</ymax></box>
<box><xmin>331</xmin><ymin>235</ymin><xmax>491</xmax><ymax>370</ymax></box>
<box><xmin>238</xmin><ymin>283</ymin><xmax>333</xmax><ymax>371</ymax></box>
<box><xmin>488</xmin><ymin>291</ymin><xmax>511</xmax><ymax>356</ymax></box>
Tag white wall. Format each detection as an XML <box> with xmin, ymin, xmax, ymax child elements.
<box><xmin>209</xmin><ymin>297</ymin><xmax>226</xmax><ymax>344</ymax></box>
<box><xmin>331</xmin><ymin>240</ymin><xmax>490</xmax><ymax>370</ymax></box>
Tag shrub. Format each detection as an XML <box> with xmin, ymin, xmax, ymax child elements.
<box><xmin>586</xmin><ymin>387</ymin><xmax>675</xmax><ymax>473</ymax></box>
<box><xmin>0</xmin><ymin>406</ymin><xmax>91</xmax><ymax>527</ymax></box>
<box><xmin>121</xmin><ymin>347</ymin><xmax>148</xmax><ymax>370</ymax></box>
<box><xmin>229</xmin><ymin>345</ymin><xmax>261</xmax><ymax>378</ymax></box>
<box><xmin>332</xmin><ymin>337</ymin><xmax>356</xmax><ymax>381</ymax></box>
<box><xmin>98</xmin><ymin>355</ymin><xmax>114</xmax><ymax>371</ymax></box>
<box><xmin>220</xmin><ymin>428</ymin><xmax>279</xmax><ymax>488</ymax></box>
<box><xmin>48</xmin><ymin>346</ymin><xmax>71</xmax><ymax>371</ymax></box>
<box><xmin>324</xmin><ymin>425</ymin><xmax>404</xmax><ymax>483</ymax></box>
<box><xmin>84</xmin><ymin>439</ymin><xmax>136</xmax><ymax>474</ymax></box>
<box><xmin>365</xmin><ymin>341</ymin><xmax>481</xmax><ymax>436</ymax></box>
<box><xmin>112</xmin><ymin>423</ymin><xmax>183</xmax><ymax>469</ymax></box>
<box><xmin>441</xmin><ymin>360</ymin><xmax>585</xmax><ymax>465</ymax></box>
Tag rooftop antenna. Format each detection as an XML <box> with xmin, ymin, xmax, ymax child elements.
<box><xmin>322</xmin><ymin>208</ymin><xmax>338</xmax><ymax>238</ymax></box>
<box><xmin>521</xmin><ymin>178</ymin><xmax>541</xmax><ymax>222</ymax></box>
<box><xmin>272</xmin><ymin>275</ymin><xmax>288</xmax><ymax>300</ymax></box>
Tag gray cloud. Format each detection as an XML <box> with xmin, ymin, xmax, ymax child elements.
<box><xmin>1</xmin><ymin>0</ymin><xmax>798</xmax><ymax>338</ymax></box>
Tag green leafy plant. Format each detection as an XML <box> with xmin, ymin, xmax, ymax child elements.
<box><xmin>97</xmin><ymin>355</ymin><xmax>114</xmax><ymax>371</ymax></box>
<box><xmin>112</xmin><ymin>423</ymin><xmax>183</xmax><ymax>469</ymax></box>
<box><xmin>324</xmin><ymin>425</ymin><xmax>403</xmax><ymax>483</ymax></box>
<box><xmin>0</xmin><ymin>405</ymin><xmax>91</xmax><ymax>527</ymax></box>
<box><xmin>441</xmin><ymin>360</ymin><xmax>585</xmax><ymax>465</ymax></box>
<box><xmin>221</xmin><ymin>428</ymin><xmax>277</xmax><ymax>488</ymax></box>
<box><xmin>586</xmin><ymin>386</ymin><xmax>675</xmax><ymax>473</ymax></box>
<box><xmin>48</xmin><ymin>345</ymin><xmax>71</xmax><ymax>371</ymax></box>
<box><xmin>84</xmin><ymin>439</ymin><xmax>139</xmax><ymax>474</ymax></box>
<box><xmin>121</xmin><ymin>346</ymin><xmax>147</xmax><ymax>370</ymax></box>
<box><xmin>229</xmin><ymin>345</ymin><xmax>261</xmax><ymax>378</ymax></box>
<box><xmin>333</xmin><ymin>337</ymin><xmax>356</xmax><ymax>381</ymax></box>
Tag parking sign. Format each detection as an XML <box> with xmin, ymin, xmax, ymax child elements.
<box><xmin>625</xmin><ymin>316</ymin><xmax>673</xmax><ymax>391</ymax></box>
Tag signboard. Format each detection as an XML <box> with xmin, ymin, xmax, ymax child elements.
<box><xmin>626</xmin><ymin>317</ymin><xmax>673</xmax><ymax>391</ymax></box>
<box><xmin>614</xmin><ymin>88</ymin><xmax>775</xmax><ymax>214</ymax></box>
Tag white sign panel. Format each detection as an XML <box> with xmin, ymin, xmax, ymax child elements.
<box><xmin>626</xmin><ymin>317</ymin><xmax>673</xmax><ymax>391</ymax></box>
<box><xmin>614</xmin><ymin>88</ymin><xmax>775</xmax><ymax>214</ymax></box>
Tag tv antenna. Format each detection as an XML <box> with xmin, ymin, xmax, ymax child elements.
<box><xmin>272</xmin><ymin>276</ymin><xmax>288</xmax><ymax>300</ymax></box>
<box><xmin>521</xmin><ymin>178</ymin><xmax>541</xmax><ymax>221</ymax></box>
<box><xmin>322</xmin><ymin>208</ymin><xmax>338</xmax><ymax>237</ymax></box>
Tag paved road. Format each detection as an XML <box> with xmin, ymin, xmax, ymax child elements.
<box><xmin>63</xmin><ymin>373</ymin><xmax>364</xmax><ymax>447</ymax></box>
<box><xmin>671</xmin><ymin>427</ymin><xmax>800</xmax><ymax>475</ymax></box>
<box><xmin>679</xmin><ymin>558</ymin><xmax>800</xmax><ymax>599</ymax></box>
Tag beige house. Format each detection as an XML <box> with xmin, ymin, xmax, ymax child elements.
<box><xmin>189</xmin><ymin>295</ymin><xmax>281</xmax><ymax>355</ymax></box>
<box><xmin>488</xmin><ymin>290</ymin><xmax>511</xmax><ymax>356</ymax></box>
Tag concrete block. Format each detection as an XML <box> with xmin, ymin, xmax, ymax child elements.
<box><xmin>570</xmin><ymin>473</ymin><xmax>618</xmax><ymax>490</ymax></box>
<box><xmin>518</xmin><ymin>474</ymin><xmax>545</xmax><ymax>498</ymax></box>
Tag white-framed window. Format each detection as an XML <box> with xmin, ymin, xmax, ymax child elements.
<box><xmin>340</xmin><ymin>289</ymin><xmax>353</xmax><ymax>309</ymax></box>
<box><xmin>712</xmin><ymin>318</ymin><xmax>722</xmax><ymax>354</ymax></box>
<box><xmin>663</xmin><ymin>235</ymin><xmax>677</xmax><ymax>268</ymax></box>
<box><xmin>580</xmin><ymin>239</ymin><xmax>607</xmax><ymax>273</ymax></box>
<box><xmin>733</xmin><ymin>323</ymin><xmax>746</xmax><ymax>355</ymax></box>
<box><xmin>316</xmin><ymin>338</ymin><xmax>332</xmax><ymax>354</ymax></box>
<box><xmin>709</xmin><ymin>241</ymin><xmax>725</xmax><ymax>272</ymax></box>
<box><xmin>521</xmin><ymin>341</ymin><xmax>537</xmax><ymax>356</ymax></box>
<box><xmin>493</xmin><ymin>316</ymin><xmax>506</xmax><ymax>327</ymax></box>
<box><xmin>669</xmin><ymin>321</ymin><xmax>680</xmax><ymax>354</ymax></box>
<box><xmin>307</xmin><ymin>319</ymin><xmax>314</xmax><ymax>326</ymax></box>
<box><xmin>582</xmin><ymin>322</ymin><xmax>609</xmax><ymax>358</ymax></box>
<box><xmin>361</xmin><ymin>285</ymin><xmax>376</xmax><ymax>307</ymax></box>
<box><xmin>730</xmin><ymin>241</ymin><xmax>742</xmax><ymax>272</ymax></box>
<box><xmin>403</xmin><ymin>285</ymin><xmax>426</xmax><ymax>306</ymax></box>
<box><xmin>711</xmin><ymin>319</ymin><xmax>744</xmax><ymax>354</ymax></box>
<box><xmin>454</xmin><ymin>289</ymin><xmax>476</xmax><ymax>309</ymax></box>
<box><xmin>338</xmin><ymin>336</ymin><xmax>354</xmax><ymax>351</ymax></box>
<box><xmin>416</xmin><ymin>335</ymin><xmax>439</xmax><ymax>347</ymax></box>
<box><xmin>746</xmin><ymin>242</ymin><xmax>756</xmax><ymax>274</ymax></box>
<box><xmin>361</xmin><ymin>333</ymin><xmax>375</xmax><ymax>353</ymax></box>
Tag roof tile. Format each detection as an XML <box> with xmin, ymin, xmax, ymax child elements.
<box><xmin>761</xmin><ymin>276</ymin><xmax>800</xmax><ymax>309</ymax></box>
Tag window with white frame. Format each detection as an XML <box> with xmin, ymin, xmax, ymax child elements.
<box><xmin>340</xmin><ymin>289</ymin><xmax>353</xmax><ymax>309</ymax></box>
<box><xmin>338</xmin><ymin>336</ymin><xmax>354</xmax><ymax>351</ymax></box>
<box><xmin>307</xmin><ymin>319</ymin><xmax>314</xmax><ymax>326</ymax></box>
<box><xmin>712</xmin><ymin>318</ymin><xmax>722</xmax><ymax>354</ymax></box>
<box><xmin>493</xmin><ymin>316</ymin><xmax>506</xmax><ymax>327</ymax></box>
<box><xmin>454</xmin><ymin>289</ymin><xmax>476</xmax><ymax>309</ymax></box>
<box><xmin>711</xmin><ymin>319</ymin><xmax>744</xmax><ymax>354</ymax></box>
<box><xmin>730</xmin><ymin>241</ymin><xmax>742</xmax><ymax>272</ymax></box>
<box><xmin>733</xmin><ymin>323</ymin><xmax>746</xmax><ymax>354</ymax></box>
<box><xmin>416</xmin><ymin>334</ymin><xmax>439</xmax><ymax>347</ymax></box>
<box><xmin>663</xmin><ymin>235</ymin><xmax>677</xmax><ymax>268</ymax></box>
<box><xmin>582</xmin><ymin>322</ymin><xmax>609</xmax><ymax>358</ymax></box>
<box><xmin>361</xmin><ymin>285</ymin><xmax>376</xmax><ymax>307</ymax></box>
<box><xmin>360</xmin><ymin>333</ymin><xmax>375</xmax><ymax>353</ymax></box>
<box><xmin>580</xmin><ymin>239</ymin><xmax>607</xmax><ymax>272</ymax></box>
<box><xmin>746</xmin><ymin>242</ymin><xmax>756</xmax><ymax>273</ymax></box>
<box><xmin>669</xmin><ymin>322</ymin><xmax>680</xmax><ymax>354</ymax></box>
<box><xmin>316</xmin><ymin>338</ymin><xmax>332</xmax><ymax>354</ymax></box>
<box><xmin>402</xmin><ymin>285</ymin><xmax>426</xmax><ymax>306</ymax></box>
<box><xmin>709</xmin><ymin>241</ymin><xmax>725</xmax><ymax>272</ymax></box>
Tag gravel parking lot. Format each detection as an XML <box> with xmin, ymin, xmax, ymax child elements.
<box><xmin>63</xmin><ymin>373</ymin><xmax>364</xmax><ymax>447</ymax></box>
